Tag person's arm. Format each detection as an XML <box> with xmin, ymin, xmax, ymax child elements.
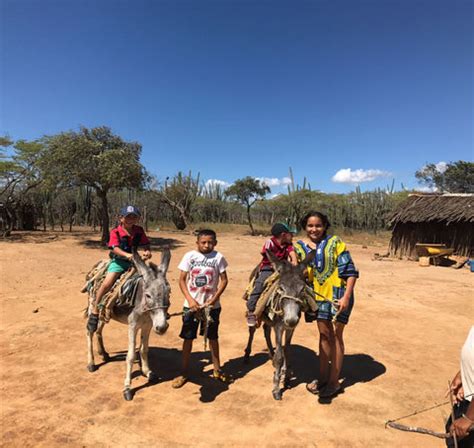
<box><xmin>178</xmin><ymin>270</ymin><xmax>200</xmax><ymax>312</ymax></box>
<box><xmin>451</xmin><ymin>400</ymin><xmax>474</xmax><ymax>440</ymax></box>
<box><xmin>288</xmin><ymin>250</ymin><xmax>298</xmax><ymax>266</ymax></box>
<box><xmin>204</xmin><ymin>272</ymin><xmax>228</xmax><ymax>307</ymax></box>
<box><xmin>112</xmin><ymin>246</ymin><xmax>134</xmax><ymax>260</ymax></box>
<box><xmin>335</xmin><ymin>239</ymin><xmax>358</xmax><ymax>313</ymax></box>
<box><xmin>337</xmin><ymin>276</ymin><xmax>356</xmax><ymax>313</ymax></box>
<box><xmin>138</xmin><ymin>229</ymin><xmax>152</xmax><ymax>259</ymax></box>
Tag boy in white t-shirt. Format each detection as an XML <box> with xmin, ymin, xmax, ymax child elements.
<box><xmin>172</xmin><ymin>229</ymin><xmax>231</xmax><ymax>388</ymax></box>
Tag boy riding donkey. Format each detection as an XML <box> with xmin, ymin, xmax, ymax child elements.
<box><xmin>86</xmin><ymin>205</ymin><xmax>151</xmax><ymax>333</ymax></box>
<box><xmin>245</xmin><ymin>223</ymin><xmax>298</xmax><ymax>327</ymax></box>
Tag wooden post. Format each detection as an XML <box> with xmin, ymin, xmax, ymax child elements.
<box><xmin>143</xmin><ymin>205</ymin><xmax>148</xmax><ymax>232</ymax></box>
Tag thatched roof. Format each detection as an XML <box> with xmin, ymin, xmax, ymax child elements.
<box><xmin>389</xmin><ymin>194</ymin><xmax>474</xmax><ymax>225</ymax></box>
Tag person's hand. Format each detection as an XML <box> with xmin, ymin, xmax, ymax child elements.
<box><xmin>142</xmin><ymin>250</ymin><xmax>152</xmax><ymax>260</ymax></box>
<box><xmin>127</xmin><ymin>253</ymin><xmax>134</xmax><ymax>261</ymax></box>
<box><xmin>450</xmin><ymin>416</ymin><xmax>472</xmax><ymax>440</ymax></box>
<box><xmin>447</xmin><ymin>371</ymin><xmax>464</xmax><ymax>404</ymax></box>
<box><xmin>336</xmin><ymin>296</ymin><xmax>350</xmax><ymax>314</ymax></box>
<box><xmin>202</xmin><ymin>297</ymin><xmax>216</xmax><ymax>308</ymax></box>
<box><xmin>188</xmin><ymin>299</ymin><xmax>200</xmax><ymax>312</ymax></box>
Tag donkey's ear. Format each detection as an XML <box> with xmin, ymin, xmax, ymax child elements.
<box><xmin>266</xmin><ymin>250</ymin><xmax>286</xmax><ymax>273</ymax></box>
<box><xmin>159</xmin><ymin>247</ymin><xmax>171</xmax><ymax>274</ymax></box>
<box><xmin>132</xmin><ymin>251</ymin><xmax>150</xmax><ymax>278</ymax></box>
<box><xmin>148</xmin><ymin>262</ymin><xmax>159</xmax><ymax>277</ymax></box>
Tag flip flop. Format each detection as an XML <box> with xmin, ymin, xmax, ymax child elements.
<box><xmin>306</xmin><ymin>380</ymin><xmax>327</xmax><ymax>395</ymax></box>
<box><xmin>318</xmin><ymin>384</ymin><xmax>343</xmax><ymax>399</ymax></box>
<box><xmin>171</xmin><ymin>375</ymin><xmax>188</xmax><ymax>389</ymax></box>
<box><xmin>213</xmin><ymin>370</ymin><xmax>233</xmax><ymax>384</ymax></box>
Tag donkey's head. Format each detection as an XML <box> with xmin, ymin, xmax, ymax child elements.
<box><xmin>133</xmin><ymin>248</ymin><xmax>171</xmax><ymax>335</ymax></box>
<box><xmin>266</xmin><ymin>249</ymin><xmax>316</xmax><ymax>328</ymax></box>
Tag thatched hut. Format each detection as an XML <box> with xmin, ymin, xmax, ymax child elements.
<box><xmin>389</xmin><ymin>193</ymin><xmax>474</xmax><ymax>257</ymax></box>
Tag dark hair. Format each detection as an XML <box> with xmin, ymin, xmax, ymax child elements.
<box><xmin>196</xmin><ymin>229</ymin><xmax>217</xmax><ymax>240</ymax></box>
<box><xmin>300</xmin><ymin>211</ymin><xmax>331</xmax><ymax>231</ymax></box>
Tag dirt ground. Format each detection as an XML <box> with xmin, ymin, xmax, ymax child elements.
<box><xmin>1</xmin><ymin>229</ymin><xmax>472</xmax><ymax>447</ymax></box>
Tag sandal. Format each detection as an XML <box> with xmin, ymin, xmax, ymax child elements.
<box><xmin>213</xmin><ymin>370</ymin><xmax>233</xmax><ymax>384</ymax></box>
<box><xmin>318</xmin><ymin>384</ymin><xmax>343</xmax><ymax>399</ymax></box>
<box><xmin>87</xmin><ymin>313</ymin><xmax>99</xmax><ymax>333</ymax></box>
<box><xmin>171</xmin><ymin>375</ymin><xmax>188</xmax><ymax>389</ymax></box>
<box><xmin>306</xmin><ymin>380</ymin><xmax>327</xmax><ymax>395</ymax></box>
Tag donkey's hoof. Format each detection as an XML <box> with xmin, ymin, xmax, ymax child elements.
<box><xmin>147</xmin><ymin>371</ymin><xmax>159</xmax><ymax>383</ymax></box>
<box><xmin>272</xmin><ymin>390</ymin><xmax>282</xmax><ymax>401</ymax></box>
<box><xmin>87</xmin><ymin>364</ymin><xmax>97</xmax><ymax>372</ymax></box>
<box><xmin>123</xmin><ymin>389</ymin><xmax>133</xmax><ymax>401</ymax></box>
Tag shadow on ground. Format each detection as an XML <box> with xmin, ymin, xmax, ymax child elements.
<box><xmin>91</xmin><ymin>346</ymin><xmax>269</xmax><ymax>403</ymax></box>
<box><xmin>284</xmin><ymin>344</ymin><xmax>386</xmax><ymax>402</ymax></box>
<box><xmin>87</xmin><ymin>337</ymin><xmax>385</xmax><ymax>403</ymax></box>
<box><xmin>2</xmin><ymin>231</ymin><xmax>64</xmax><ymax>244</ymax></box>
<box><xmin>287</xmin><ymin>344</ymin><xmax>386</xmax><ymax>387</ymax></box>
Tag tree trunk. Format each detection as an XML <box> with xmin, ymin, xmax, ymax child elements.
<box><xmin>172</xmin><ymin>211</ymin><xmax>187</xmax><ymax>230</ymax></box>
<box><xmin>97</xmin><ymin>190</ymin><xmax>110</xmax><ymax>244</ymax></box>
<box><xmin>246</xmin><ymin>204</ymin><xmax>255</xmax><ymax>235</ymax></box>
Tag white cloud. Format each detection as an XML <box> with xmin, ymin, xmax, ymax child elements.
<box><xmin>257</xmin><ymin>177</ymin><xmax>292</xmax><ymax>187</ymax></box>
<box><xmin>435</xmin><ymin>161</ymin><xmax>448</xmax><ymax>173</ymax></box>
<box><xmin>416</xmin><ymin>185</ymin><xmax>438</xmax><ymax>193</ymax></box>
<box><xmin>332</xmin><ymin>168</ymin><xmax>391</xmax><ymax>184</ymax></box>
<box><xmin>205</xmin><ymin>179</ymin><xmax>230</xmax><ymax>188</ymax></box>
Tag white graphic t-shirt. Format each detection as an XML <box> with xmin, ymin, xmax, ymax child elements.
<box><xmin>178</xmin><ymin>250</ymin><xmax>228</xmax><ymax>309</ymax></box>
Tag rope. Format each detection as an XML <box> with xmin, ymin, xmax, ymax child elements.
<box><xmin>385</xmin><ymin>392</ymin><xmax>474</xmax><ymax>440</ymax></box>
<box><xmin>386</xmin><ymin>393</ymin><xmax>474</xmax><ymax>425</ymax></box>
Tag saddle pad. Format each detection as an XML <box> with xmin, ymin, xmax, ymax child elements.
<box><xmin>117</xmin><ymin>273</ymin><xmax>142</xmax><ymax>308</ymax></box>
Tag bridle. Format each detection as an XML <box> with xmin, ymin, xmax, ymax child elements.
<box><xmin>142</xmin><ymin>304</ymin><xmax>169</xmax><ymax>313</ymax></box>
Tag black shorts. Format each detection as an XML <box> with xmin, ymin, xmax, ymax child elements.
<box><xmin>179</xmin><ymin>307</ymin><xmax>221</xmax><ymax>340</ymax></box>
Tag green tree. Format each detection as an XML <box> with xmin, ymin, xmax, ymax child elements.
<box><xmin>0</xmin><ymin>138</ymin><xmax>45</xmax><ymax>235</ymax></box>
<box><xmin>156</xmin><ymin>171</ymin><xmax>201</xmax><ymax>230</ymax></box>
<box><xmin>1</xmin><ymin>138</ymin><xmax>44</xmax><ymax>197</ymax></box>
<box><xmin>225</xmin><ymin>176</ymin><xmax>270</xmax><ymax>235</ymax></box>
<box><xmin>415</xmin><ymin>161</ymin><xmax>474</xmax><ymax>193</ymax></box>
<box><xmin>443</xmin><ymin>161</ymin><xmax>474</xmax><ymax>193</ymax></box>
<box><xmin>41</xmin><ymin>126</ymin><xmax>146</xmax><ymax>243</ymax></box>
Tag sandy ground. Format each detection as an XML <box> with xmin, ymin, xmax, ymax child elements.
<box><xmin>1</xmin><ymin>229</ymin><xmax>473</xmax><ymax>447</ymax></box>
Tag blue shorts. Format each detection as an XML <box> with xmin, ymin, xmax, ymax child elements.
<box><xmin>316</xmin><ymin>295</ymin><xmax>354</xmax><ymax>325</ymax></box>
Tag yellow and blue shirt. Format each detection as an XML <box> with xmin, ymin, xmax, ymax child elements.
<box><xmin>294</xmin><ymin>236</ymin><xmax>358</xmax><ymax>302</ymax></box>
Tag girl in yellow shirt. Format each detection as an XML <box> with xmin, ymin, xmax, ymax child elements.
<box><xmin>294</xmin><ymin>211</ymin><xmax>358</xmax><ymax>399</ymax></box>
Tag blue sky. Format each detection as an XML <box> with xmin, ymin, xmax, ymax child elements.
<box><xmin>1</xmin><ymin>0</ymin><xmax>472</xmax><ymax>194</ymax></box>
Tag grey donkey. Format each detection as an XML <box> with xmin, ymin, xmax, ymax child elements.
<box><xmin>86</xmin><ymin>249</ymin><xmax>171</xmax><ymax>401</ymax></box>
<box><xmin>244</xmin><ymin>249</ymin><xmax>316</xmax><ymax>400</ymax></box>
